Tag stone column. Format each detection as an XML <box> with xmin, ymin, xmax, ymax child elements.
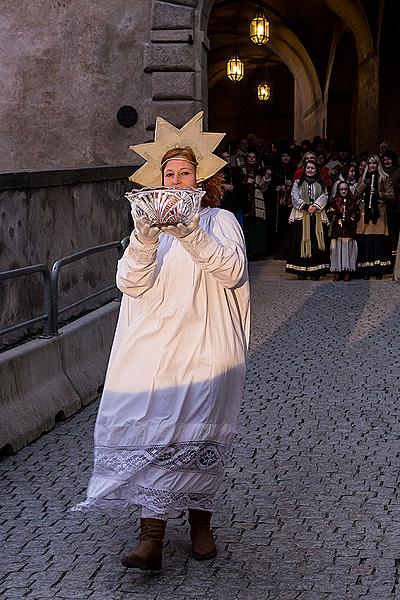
<box><xmin>144</xmin><ymin>0</ymin><xmax>202</xmax><ymax>130</ymax></box>
<box><xmin>294</xmin><ymin>82</ymin><xmax>326</xmax><ymax>142</ymax></box>
<box><xmin>354</xmin><ymin>54</ymin><xmax>379</xmax><ymax>154</ymax></box>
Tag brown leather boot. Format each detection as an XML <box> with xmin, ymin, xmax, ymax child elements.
<box><xmin>121</xmin><ymin>518</ymin><xmax>166</xmax><ymax>570</ymax></box>
<box><xmin>188</xmin><ymin>509</ymin><xmax>217</xmax><ymax>560</ymax></box>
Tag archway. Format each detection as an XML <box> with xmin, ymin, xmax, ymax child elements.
<box><xmin>205</xmin><ymin>1</ymin><xmax>324</xmax><ymax>144</ymax></box>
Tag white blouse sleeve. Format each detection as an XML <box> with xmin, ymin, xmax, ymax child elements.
<box><xmin>313</xmin><ymin>189</ymin><xmax>328</xmax><ymax>210</ymax></box>
<box><xmin>179</xmin><ymin>210</ymin><xmax>247</xmax><ymax>289</ymax></box>
<box><xmin>291</xmin><ymin>181</ymin><xmax>307</xmax><ymax>210</ymax></box>
<box><xmin>116</xmin><ymin>230</ymin><xmax>159</xmax><ymax>298</ymax></box>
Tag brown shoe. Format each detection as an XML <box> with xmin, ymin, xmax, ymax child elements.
<box><xmin>188</xmin><ymin>509</ymin><xmax>217</xmax><ymax>560</ymax></box>
<box><xmin>343</xmin><ymin>272</ymin><xmax>351</xmax><ymax>282</ymax></box>
<box><xmin>121</xmin><ymin>518</ymin><xmax>166</xmax><ymax>570</ymax></box>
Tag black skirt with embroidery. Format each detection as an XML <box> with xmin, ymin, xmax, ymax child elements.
<box><xmin>285</xmin><ymin>219</ymin><xmax>330</xmax><ymax>274</ymax></box>
<box><xmin>356</xmin><ymin>234</ymin><xmax>392</xmax><ymax>276</ymax></box>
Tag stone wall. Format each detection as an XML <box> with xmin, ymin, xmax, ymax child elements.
<box><xmin>0</xmin><ymin>0</ymin><xmax>152</xmax><ymax>172</ymax></box>
<box><xmin>0</xmin><ymin>171</ymin><xmax>133</xmax><ymax>344</ymax></box>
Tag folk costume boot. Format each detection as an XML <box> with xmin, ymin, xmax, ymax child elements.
<box><xmin>121</xmin><ymin>518</ymin><xmax>166</xmax><ymax>570</ymax></box>
<box><xmin>188</xmin><ymin>509</ymin><xmax>217</xmax><ymax>560</ymax></box>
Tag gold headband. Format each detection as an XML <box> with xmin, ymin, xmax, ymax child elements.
<box><xmin>129</xmin><ymin>111</ymin><xmax>226</xmax><ymax>187</ymax></box>
<box><xmin>161</xmin><ymin>157</ymin><xmax>198</xmax><ymax>170</ymax></box>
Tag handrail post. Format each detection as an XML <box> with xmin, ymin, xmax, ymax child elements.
<box><xmin>50</xmin><ymin>262</ymin><xmax>61</xmax><ymax>336</ymax></box>
<box><xmin>42</xmin><ymin>268</ymin><xmax>51</xmax><ymax>337</ymax></box>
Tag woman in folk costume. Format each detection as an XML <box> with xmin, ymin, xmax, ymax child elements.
<box><xmin>354</xmin><ymin>154</ymin><xmax>394</xmax><ymax>279</ymax></box>
<box><xmin>285</xmin><ymin>160</ymin><xmax>330</xmax><ymax>280</ymax></box>
<box><xmin>328</xmin><ymin>181</ymin><xmax>359</xmax><ymax>281</ymax></box>
<box><xmin>242</xmin><ymin>152</ymin><xmax>269</xmax><ymax>260</ymax></box>
<box><xmin>73</xmin><ymin>112</ymin><xmax>250</xmax><ymax>571</ymax></box>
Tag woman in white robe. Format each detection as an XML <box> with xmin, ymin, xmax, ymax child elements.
<box><xmin>73</xmin><ymin>126</ymin><xmax>250</xmax><ymax>571</ymax></box>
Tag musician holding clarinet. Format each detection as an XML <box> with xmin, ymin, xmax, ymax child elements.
<box><xmin>354</xmin><ymin>154</ymin><xmax>394</xmax><ymax>279</ymax></box>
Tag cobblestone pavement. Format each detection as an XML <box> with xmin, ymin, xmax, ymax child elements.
<box><xmin>1</xmin><ymin>270</ymin><xmax>400</xmax><ymax>600</ymax></box>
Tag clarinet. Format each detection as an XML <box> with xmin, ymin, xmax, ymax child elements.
<box><xmin>368</xmin><ymin>174</ymin><xmax>375</xmax><ymax>210</ymax></box>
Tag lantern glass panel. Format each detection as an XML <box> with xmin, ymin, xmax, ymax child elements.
<box><xmin>227</xmin><ymin>56</ymin><xmax>244</xmax><ymax>82</ymax></box>
<box><xmin>250</xmin><ymin>10</ymin><xmax>270</xmax><ymax>45</ymax></box>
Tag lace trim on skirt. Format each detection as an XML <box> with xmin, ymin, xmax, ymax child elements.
<box><xmin>72</xmin><ymin>486</ymin><xmax>215</xmax><ymax>516</ymax></box>
<box><xmin>93</xmin><ymin>440</ymin><xmax>229</xmax><ymax>479</ymax></box>
<box><xmin>71</xmin><ymin>441</ymin><xmax>230</xmax><ymax>516</ymax></box>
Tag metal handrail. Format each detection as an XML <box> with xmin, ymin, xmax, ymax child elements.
<box><xmin>49</xmin><ymin>239</ymin><xmax>128</xmax><ymax>336</ymax></box>
<box><xmin>0</xmin><ymin>264</ymin><xmax>51</xmax><ymax>337</ymax></box>
<box><xmin>0</xmin><ymin>236</ymin><xmax>130</xmax><ymax>341</ymax></box>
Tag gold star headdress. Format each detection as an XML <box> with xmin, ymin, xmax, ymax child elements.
<box><xmin>129</xmin><ymin>111</ymin><xmax>226</xmax><ymax>187</ymax></box>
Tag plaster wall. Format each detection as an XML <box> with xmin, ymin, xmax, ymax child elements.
<box><xmin>0</xmin><ymin>0</ymin><xmax>151</xmax><ymax>172</ymax></box>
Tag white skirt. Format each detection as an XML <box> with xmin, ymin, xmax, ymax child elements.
<box><xmin>330</xmin><ymin>238</ymin><xmax>357</xmax><ymax>272</ymax></box>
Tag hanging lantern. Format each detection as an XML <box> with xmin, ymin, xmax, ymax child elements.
<box><xmin>226</xmin><ymin>54</ymin><xmax>244</xmax><ymax>82</ymax></box>
<box><xmin>257</xmin><ymin>82</ymin><xmax>271</xmax><ymax>101</ymax></box>
<box><xmin>250</xmin><ymin>7</ymin><xmax>270</xmax><ymax>45</ymax></box>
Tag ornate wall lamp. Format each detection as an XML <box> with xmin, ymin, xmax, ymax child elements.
<box><xmin>250</xmin><ymin>6</ymin><xmax>270</xmax><ymax>45</ymax></box>
<box><xmin>226</xmin><ymin>32</ymin><xmax>244</xmax><ymax>81</ymax></box>
<box><xmin>257</xmin><ymin>82</ymin><xmax>271</xmax><ymax>101</ymax></box>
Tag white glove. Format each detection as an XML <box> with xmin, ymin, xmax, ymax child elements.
<box><xmin>160</xmin><ymin>213</ymin><xmax>200</xmax><ymax>239</ymax></box>
<box><xmin>133</xmin><ymin>214</ymin><xmax>161</xmax><ymax>246</ymax></box>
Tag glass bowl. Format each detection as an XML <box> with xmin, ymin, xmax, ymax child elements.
<box><xmin>125</xmin><ymin>186</ymin><xmax>205</xmax><ymax>227</ymax></box>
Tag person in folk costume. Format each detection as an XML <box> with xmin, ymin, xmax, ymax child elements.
<box><xmin>327</xmin><ymin>181</ymin><xmax>359</xmax><ymax>281</ymax></box>
<box><xmin>72</xmin><ymin>112</ymin><xmax>250</xmax><ymax>571</ymax></box>
<box><xmin>286</xmin><ymin>160</ymin><xmax>330</xmax><ymax>280</ymax></box>
<box><xmin>394</xmin><ymin>235</ymin><xmax>400</xmax><ymax>281</ymax></box>
<box><xmin>266</xmin><ymin>146</ymin><xmax>295</xmax><ymax>259</ymax></box>
<box><xmin>220</xmin><ymin>149</ymin><xmax>247</xmax><ymax>228</ymax></box>
<box><xmin>354</xmin><ymin>154</ymin><xmax>394</xmax><ymax>279</ymax></box>
<box><xmin>330</xmin><ymin>162</ymin><xmax>358</xmax><ymax>198</ymax></box>
<box><xmin>242</xmin><ymin>151</ymin><xmax>270</xmax><ymax>260</ymax></box>
<box><xmin>382</xmin><ymin>150</ymin><xmax>400</xmax><ymax>264</ymax></box>
<box><xmin>293</xmin><ymin>150</ymin><xmax>332</xmax><ymax>190</ymax></box>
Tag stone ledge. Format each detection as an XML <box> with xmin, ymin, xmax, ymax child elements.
<box><xmin>152</xmin><ymin>71</ymin><xmax>196</xmax><ymax>100</ymax></box>
<box><xmin>152</xmin><ymin>1</ymin><xmax>195</xmax><ymax>30</ymax></box>
<box><xmin>0</xmin><ymin>165</ymin><xmax>138</xmax><ymax>191</ymax></box>
<box><xmin>150</xmin><ymin>29</ymin><xmax>194</xmax><ymax>43</ymax></box>
<box><xmin>144</xmin><ymin>42</ymin><xmax>195</xmax><ymax>72</ymax></box>
<box><xmin>144</xmin><ymin>99</ymin><xmax>201</xmax><ymax>130</ymax></box>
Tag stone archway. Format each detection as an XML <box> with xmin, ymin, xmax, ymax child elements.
<box><xmin>143</xmin><ymin>0</ymin><xmax>325</xmax><ymax>141</ymax></box>
<box><xmin>143</xmin><ymin>0</ymin><xmax>378</xmax><ymax>152</ymax></box>
<box><xmin>201</xmin><ymin>0</ymin><xmax>325</xmax><ymax>141</ymax></box>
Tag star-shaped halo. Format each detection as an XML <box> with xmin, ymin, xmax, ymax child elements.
<box><xmin>129</xmin><ymin>111</ymin><xmax>226</xmax><ymax>187</ymax></box>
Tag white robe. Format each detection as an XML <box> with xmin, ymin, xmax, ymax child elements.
<box><xmin>74</xmin><ymin>207</ymin><xmax>250</xmax><ymax>516</ymax></box>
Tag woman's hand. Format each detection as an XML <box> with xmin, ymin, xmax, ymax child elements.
<box><xmin>308</xmin><ymin>205</ymin><xmax>317</xmax><ymax>214</ymax></box>
<box><xmin>133</xmin><ymin>215</ymin><xmax>161</xmax><ymax>245</ymax></box>
<box><xmin>161</xmin><ymin>213</ymin><xmax>200</xmax><ymax>239</ymax></box>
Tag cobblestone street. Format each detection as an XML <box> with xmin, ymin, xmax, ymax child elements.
<box><xmin>1</xmin><ymin>267</ymin><xmax>400</xmax><ymax>600</ymax></box>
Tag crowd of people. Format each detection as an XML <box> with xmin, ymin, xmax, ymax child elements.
<box><xmin>220</xmin><ymin>135</ymin><xmax>400</xmax><ymax>280</ymax></box>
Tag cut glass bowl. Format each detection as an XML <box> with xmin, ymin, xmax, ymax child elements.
<box><xmin>125</xmin><ymin>186</ymin><xmax>205</xmax><ymax>227</ymax></box>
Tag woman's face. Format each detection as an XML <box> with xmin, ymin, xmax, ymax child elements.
<box><xmin>221</xmin><ymin>152</ymin><xmax>230</xmax><ymax>163</ymax></box>
<box><xmin>358</xmin><ymin>160</ymin><xmax>367</xmax><ymax>175</ymax></box>
<box><xmin>338</xmin><ymin>184</ymin><xmax>348</xmax><ymax>196</ymax></box>
<box><xmin>383</xmin><ymin>156</ymin><xmax>393</xmax><ymax>169</ymax></box>
<box><xmin>163</xmin><ymin>159</ymin><xmax>196</xmax><ymax>187</ymax></box>
<box><xmin>348</xmin><ymin>166</ymin><xmax>356</xmax><ymax>179</ymax></box>
<box><xmin>247</xmin><ymin>152</ymin><xmax>257</xmax><ymax>165</ymax></box>
<box><xmin>304</xmin><ymin>153</ymin><xmax>316</xmax><ymax>163</ymax></box>
<box><xmin>305</xmin><ymin>162</ymin><xmax>317</xmax><ymax>177</ymax></box>
<box><xmin>368</xmin><ymin>159</ymin><xmax>378</xmax><ymax>172</ymax></box>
